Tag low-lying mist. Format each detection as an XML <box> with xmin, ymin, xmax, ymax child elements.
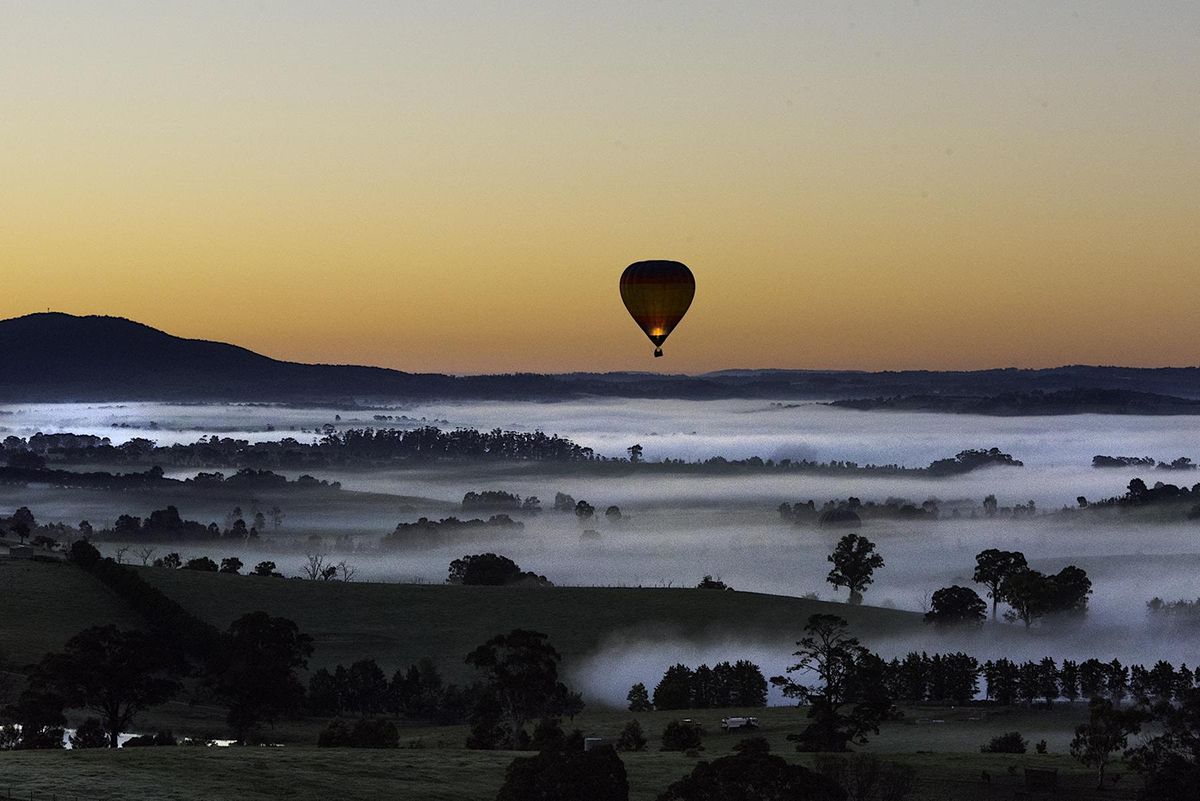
<box><xmin>7</xmin><ymin>399</ymin><xmax>1200</xmax><ymax>707</ymax></box>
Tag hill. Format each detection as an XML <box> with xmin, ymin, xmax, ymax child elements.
<box><xmin>830</xmin><ymin>388</ymin><xmax>1200</xmax><ymax>415</ymax></box>
<box><xmin>137</xmin><ymin>567</ymin><xmax>921</xmax><ymax>676</ymax></box>
<box><xmin>5</xmin><ymin>312</ymin><xmax>1200</xmax><ymax>402</ymax></box>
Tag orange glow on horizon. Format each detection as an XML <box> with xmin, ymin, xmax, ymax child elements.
<box><xmin>2</xmin><ymin>4</ymin><xmax>1198</xmax><ymax>374</ymax></box>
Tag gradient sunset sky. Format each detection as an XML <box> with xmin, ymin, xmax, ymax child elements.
<box><xmin>2</xmin><ymin>2</ymin><xmax>1197</xmax><ymax>374</ymax></box>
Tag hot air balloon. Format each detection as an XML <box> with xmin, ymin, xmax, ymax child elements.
<box><xmin>619</xmin><ymin>260</ymin><xmax>695</xmax><ymax>357</ymax></box>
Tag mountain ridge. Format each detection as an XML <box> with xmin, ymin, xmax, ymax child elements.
<box><xmin>4</xmin><ymin>312</ymin><xmax>1200</xmax><ymax>403</ymax></box>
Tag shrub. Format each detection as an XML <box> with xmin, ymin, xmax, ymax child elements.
<box><xmin>815</xmin><ymin>753</ymin><xmax>916</xmax><ymax>801</ymax></box>
<box><xmin>317</xmin><ymin>718</ymin><xmax>399</xmax><ymax>748</ymax></box>
<box><xmin>497</xmin><ymin>747</ymin><xmax>629</xmax><ymax>801</ymax></box>
<box><xmin>661</xmin><ymin>720</ymin><xmax>704</xmax><ymax>752</ymax></box>
<box><xmin>981</xmin><ymin>731</ymin><xmax>1028</xmax><ymax>754</ymax></box>
<box><xmin>69</xmin><ymin>718</ymin><xmax>108</xmax><ymax>749</ymax></box>
<box><xmin>124</xmin><ymin>730</ymin><xmax>177</xmax><ymax>747</ymax></box>
<box><xmin>616</xmin><ymin>720</ymin><xmax>647</xmax><ymax>752</ymax></box>
<box><xmin>657</xmin><ymin>740</ymin><xmax>844</xmax><ymax>801</ymax></box>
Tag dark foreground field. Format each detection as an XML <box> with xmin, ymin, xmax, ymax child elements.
<box><xmin>0</xmin><ymin>736</ymin><xmax>1135</xmax><ymax>801</ymax></box>
<box><xmin>0</xmin><ymin>559</ymin><xmax>1140</xmax><ymax>800</ymax></box>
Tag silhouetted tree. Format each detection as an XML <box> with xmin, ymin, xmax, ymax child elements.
<box><xmin>212</xmin><ymin>612</ymin><xmax>312</xmax><ymax>742</ymax></box>
<box><xmin>1128</xmin><ymin>687</ymin><xmax>1200</xmax><ymax>799</ymax></box>
<box><xmin>973</xmin><ymin>549</ymin><xmax>1028</xmax><ymax>619</ymax></box>
<box><xmin>982</xmin><ymin>494</ymin><xmax>998</xmax><ymax>517</ymax></box>
<box><xmin>1071</xmin><ymin>697</ymin><xmax>1146</xmax><ymax>789</ymax></box>
<box><xmin>31</xmin><ymin>626</ymin><xmax>180</xmax><ymax>748</ymax></box>
<box><xmin>627</xmin><ymin>682</ymin><xmax>652</xmax><ymax>712</ymax></box>
<box><xmin>465</xmin><ymin>629</ymin><xmax>580</xmax><ymax>748</ymax></box>
<box><xmin>771</xmin><ymin>615</ymin><xmax>885</xmax><ymax>751</ymax></box>
<box><xmin>924</xmin><ymin>586</ymin><xmax>986</xmax><ymax>628</ymax></box>
<box><xmin>826</xmin><ymin>533</ymin><xmax>884</xmax><ymax>605</ymax></box>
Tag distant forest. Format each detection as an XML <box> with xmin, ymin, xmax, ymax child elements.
<box><xmin>830</xmin><ymin>388</ymin><xmax>1200</xmax><ymax>416</ymax></box>
<box><xmin>1</xmin><ymin>431</ymin><xmax>1022</xmax><ymax>478</ymax></box>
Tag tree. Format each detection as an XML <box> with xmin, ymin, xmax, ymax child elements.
<box><xmin>219</xmin><ymin>557</ymin><xmax>243</xmax><ymax>574</ymax></box>
<box><xmin>605</xmin><ymin>505</ymin><xmax>622</xmax><ymax>522</ymax></box>
<box><xmin>344</xmin><ymin>659</ymin><xmax>389</xmax><ymax>717</ymax></box>
<box><xmin>465</xmin><ymin>629</ymin><xmax>580</xmax><ymax>747</ymax></box>
<box><xmin>302</xmin><ymin>551</ymin><xmax>330</xmax><ymax>580</ymax></box>
<box><xmin>575</xmin><ymin>500</ymin><xmax>595</xmax><ymax>521</ymax></box>
<box><xmin>447</xmin><ymin>553</ymin><xmax>524</xmax><ymax>585</ymax></box>
<box><xmin>184</xmin><ymin>556</ymin><xmax>218</xmax><ymax>572</ymax></box>
<box><xmin>1001</xmin><ymin>569</ymin><xmax>1051</xmax><ymax>627</ymax></box>
<box><xmin>1129</xmin><ymin>687</ymin><xmax>1200</xmax><ymax>799</ymax></box>
<box><xmin>771</xmin><ymin>614</ymin><xmax>885</xmax><ymax>752</ymax></box>
<box><xmin>1071</xmin><ymin>697</ymin><xmax>1146</xmax><ymax>789</ymax></box>
<box><xmin>31</xmin><ymin>626</ymin><xmax>179</xmax><ymax>748</ymax></box>
<box><xmin>158</xmin><ymin>552</ymin><xmax>182</xmax><ymax>569</ymax></box>
<box><xmin>924</xmin><ymin>586</ymin><xmax>987</xmax><ymax>628</ymax></box>
<box><xmin>12</xmin><ymin>506</ymin><xmax>35</xmax><ymax>530</ymax></box>
<box><xmin>1046</xmin><ymin>565</ymin><xmax>1092</xmax><ymax>615</ymax></box>
<box><xmin>212</xmin><ymin>612</ymin><xmax>313</xmax><ymax>742</ymax></box>
<box><xmin>982</xmin><ymin>494</ymin><xmax>998</xmax><ymax>517</ymax></box>
<box><xmin>1001</xmin><ymin>565</ymin><xmax>1092</xmax><ymax>627</ymax></box>
<box><xmin>251</xmin><ymin>560</ymin><xmax>282</xmax><ymax>577</ymax></box>
<box><xmin>653</xmin><ymin>665</ymin><xmax>695</xmax><ymax>711</ymax></box>
<box><xmin>972</xmin><ymin>549</ymin><xmax>1027</xmax><ymax>619</ymax></box>
<box><xmin>627</xmin><ymin>682</ymin><xmax>652</xmax><ymax>712</ymax></box>
<box><xmin>826</xmin><ymin>533</ymin><xmax>884</xmax><ymax>605</ymax></box>
<box><xmin>627</xmin><ymin>444</ymin><xmax>643</xmax><ymax>463</ymax></box>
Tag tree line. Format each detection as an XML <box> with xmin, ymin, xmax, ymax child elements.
<box><xmin>635</xmin><ymin>660</ymin><xmax>769</xmax><ymax>711</ymax></box>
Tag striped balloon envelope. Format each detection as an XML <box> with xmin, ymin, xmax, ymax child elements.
<box><xmin>619</xmin><ymin>260</ymin><xmax>695</xmax><ymax>357</ymax></box>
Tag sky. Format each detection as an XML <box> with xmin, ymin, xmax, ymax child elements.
<box><xmin>2</xmin><ymin>1</ymin><xmax>1198</xmax><ymax>374</ymax></box>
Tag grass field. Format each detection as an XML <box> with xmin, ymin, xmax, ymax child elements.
<box><xmin>0</xmin><ymin>559</ymin><xmax>140</xmax><ymax>668</ymax></box>
<box><xmin>0</xmin><ymin>735</ymin><xmax>1137</xmax><ymax>801</ymax></box>
<box><xmin>137</xmin><ymin>565</ymin><xmax>923</xmax><ymax>677</ymax></box>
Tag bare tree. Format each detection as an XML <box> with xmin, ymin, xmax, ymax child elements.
<box><xmin>336</xmin><ymin>561</ymin><xmax>358</xmax><ymax>583</ymax></box>
<box><xmin>135</xmin><ymin>547</ymin><xmax>157</xmax><ymax>567</ymax></box>
<box><xmin>301</xmin><ymin>551</ymin><xmax>328</xmax><ymax>581</ymax></box>
<box><xmin>114</xmin><ymin>546</ymin><xmax>130</xmax><ymax>565</ymax></box>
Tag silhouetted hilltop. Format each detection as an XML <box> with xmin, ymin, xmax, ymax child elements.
<box><xmin>5</xmin><ymin>313</ymin><xmax>1200</xmax><ymax>404</ymax></box>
